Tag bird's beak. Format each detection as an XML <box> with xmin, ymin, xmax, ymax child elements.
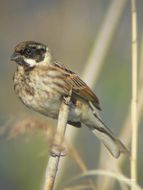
<box><xmin>11</xmin><ymin>52</ymin><xmax>21</xmax><ymax>61</ymax></box>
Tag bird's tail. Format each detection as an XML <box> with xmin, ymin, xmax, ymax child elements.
<box><xmin>86</xmin><ymin>112</ymin><xmax>130</xmax><ymax>158</ymax></box>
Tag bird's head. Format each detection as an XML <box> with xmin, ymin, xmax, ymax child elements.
<box><xmin>11</xmin><ymin>41</ymin><xmax>51</xmax><ymax>68</ymax></box>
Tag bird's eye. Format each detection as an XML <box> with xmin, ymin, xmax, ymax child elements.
<box><xmin>24</xmin><ymin>48</ymin><xmax>33</xmax><ymax>56</ymax></box>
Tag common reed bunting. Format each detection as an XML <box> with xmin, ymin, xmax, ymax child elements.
<box><xmin>11</xmin><ymin>41</ymin><xmax>129</xmax><ymax>158</ymax></box>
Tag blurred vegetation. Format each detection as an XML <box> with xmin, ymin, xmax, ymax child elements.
<box><xmin>0</xmin><ymin>0</ymin><xmax>143</xmax><ymax>190</ymax></box>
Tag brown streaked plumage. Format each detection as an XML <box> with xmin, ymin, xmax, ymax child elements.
<box><xmin>11</xmin><ymin>41</ymin><xmax>129</xmax><ymax>158</ymax></box>
<box><xmin>49</xmin><ymin>62</ymin><xmax>101</xmax><ymax>110</ymax></box>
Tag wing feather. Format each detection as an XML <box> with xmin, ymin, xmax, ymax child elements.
<box><xmin>54</xmin><ymin>62</ymin><xmax>101</xmax><ymax>110</ymax></box>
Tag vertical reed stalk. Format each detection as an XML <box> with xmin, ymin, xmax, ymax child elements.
<box><xmin>95</xmin><ymin>31</ymin><xmax>143</xmax><ymax>190</ymax></box>
<box><xmin>131</xmin><ymin>0</ymin><xmax>138</xmax><ymax>188</ymax></box>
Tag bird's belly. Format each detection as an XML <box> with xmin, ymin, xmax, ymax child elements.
<box><xmin>17</xmin><ymin>83</ymin><xmax>84</xmax><ymax>123</ymax></box>
<box><xmin>20</xmin><ymin>91</ymin><xmax>61</xmax><ymax>118</ymax></box>
<box><xmin>21</xmin><ymin>94</ymin><xmax>83</xmax><ymax>123</ymax></box>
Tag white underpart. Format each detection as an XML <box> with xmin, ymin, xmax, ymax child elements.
<box><xmin>24</xmin><ymin>58</ymin><xmax>37</xmax><ymax>67</ymax></box>
<box><xmin>24</xmin><ymin>47</ymin><xmax>51</xmax><ymax>67</ymax></box>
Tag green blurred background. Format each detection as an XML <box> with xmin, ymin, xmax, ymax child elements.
<box><xmin>0</xmin><ymin>0</ymin><xmax>143</xmax><ymax>189</ymax></box>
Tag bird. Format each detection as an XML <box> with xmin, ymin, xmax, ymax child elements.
<box><xmin>11</xmin><ymin>41</ymin><xmax>129</xmax><ymax>158</ymax></box>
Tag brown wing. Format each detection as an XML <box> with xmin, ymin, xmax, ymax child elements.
<box><xmin>54</xmin><ymin>62</ymin><xmax>101</xmax><ymax>110</ymax></box>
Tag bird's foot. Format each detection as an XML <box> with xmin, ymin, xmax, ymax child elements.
<box><xmin>63</xmin><ymin>95</ymin><xmax>71</xmax><ymax>106</ymax></box>
<box><xmin>63</xmin><ymin>89</ymin><xmax>72</xmax><ymax>105</ymax></box>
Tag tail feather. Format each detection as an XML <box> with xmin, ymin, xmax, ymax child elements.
<box><xmin>87</xmin><ymin>112</ymin><xmax>130</xmax><ymax>158</ymax></box>
<box><xmin>92</xmin><ymin>127</ymin><xmax>129</xmax><ymax>158</ymax></box>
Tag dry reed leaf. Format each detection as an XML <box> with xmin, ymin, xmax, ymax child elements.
<box><xmin>67</xmin><ymin>170</ymin><xmax>142</xmax><ymax>190</ymax></box>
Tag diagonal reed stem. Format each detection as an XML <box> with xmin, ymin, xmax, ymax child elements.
<box><xmin>43</xmin><ymin>91</ymin><xmax>72</xmax><ymax>190</ymax></box>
